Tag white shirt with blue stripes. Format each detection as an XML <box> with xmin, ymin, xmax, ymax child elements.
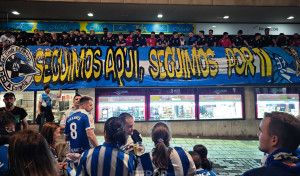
<box><xmin>136</xmin><ymin>146</ymin><xmax>196</xmax><ymax>176</ymax></box>
<box><xmin>60</xmin><ymin>107</ymin><xmax>76</xmax><ymax>126</ymax></box>
<box><xmin>76</xmin><ymin>142</ymin><xmax>136</xmax><ymax>176</ymax></box>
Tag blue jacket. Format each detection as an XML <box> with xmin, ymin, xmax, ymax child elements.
<box><xmin>242</xmin><ymin>149</ymin><xmax>300</xmax><ymax>176</ymax></box>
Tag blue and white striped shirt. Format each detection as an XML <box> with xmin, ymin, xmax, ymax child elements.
<box><xmin>76</xmin><ymin>142</ymin><xmax>135</xmax><ymax>176</ymax></box>
<box><xmin>136</xmin><ymin>147</ymin><xmax>196</xmax><ymax>176</ymax></box>
<box><xmin>195</xmin><ymin>169</ymin><xmax>217</xmax><ymax>176</ymax></box>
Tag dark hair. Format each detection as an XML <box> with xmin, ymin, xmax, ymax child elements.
<box><xmin>223</xmin><ymin>32</ymin><xmax>228</xmax><ymax>36</ymax></box>
<box><xmin>279</xmin><ymin>33</ymin><xmax>284</xmax><ymax>35</ymax></box>
<box><xmin>159</xmin><ymin>32</ymin><xmax>164</xmax><ymax>35</ymax></box>
<box><xmin>199</xmin><ymin>30</ymin><xmax>204</xmax><ymax>34</ymax></box>
<box><xmin>151</xmin><ymin>31</ymin><xmax>155</xmax><ymax>34</ymax></box>
<box><xmin>75</xmin><ymin>29</ymin><xmax>80</xmax><ymax>32</ymax></box>
<box><xmin>194</xmin><ymin>144</ymin><xmax>212</xmax><ymax>170</ymax></box>
<box><xmin>129</xmin><ymin>31</ymin><xmax>134</xmax><ymax>34</ymax></box>
<box><xmin>73</xmin><ymin>93</ymin><xmax>81</xmax><ymax>101</ymax></box>
<box><xmin>0</xmin><ymin>111</ymin><xmax>16</xmax><ymax>128</ymax></box>
<box><xmin>136</xmin><ymin>29</ymin><xmax>141</xmax><ymax>32</ymax></box>
<box><xmin>40</xmin><ymin>30</ymin><xmax>44</xmax><ymax>33</ymax></box>
<box><xmin>238</xmin><ymin>30</ymin><xmax>243</xmax><ymax>34</ymax></box>
<box><xmin>119</xmin><ymin>113</ymin><xmax>133</xmax><ymax>126</ymax></box>
<box><xmin>41</xmin><ymin>123</ymin><xmax>59</xmax><ymax>148</ymax></box>
<box><xmin>209</xmin><ymin>29</ymin><xmax>213</xmax><ymax>32</ymax></box>
<box><xmin>0</xmin><ymin>111</ymin><xmax>17</xmax><ymax>145</ymax></box>
<box><xmin>104</xmin><ymin>117</ymin><xmax>126</xmax><ymax>146</ymax></box>
<box><xmin>103</xmin><ymin>27</ymin><xmax>108</xmax><ymax>31</ymax></box>
<box><xmin>189</xmin><ymin>151</ymin><xmax>202</xmax><ymax>169</ymax></box>
<box><xmin>255</xmin><ymin>33</ymin><xmax>261</xmax><ymax>37</ymax></box>
<box><xmin>69</xmin><ymin>29</ymin><xmax>73</xmax><ymax>31</ymax></box>
<box><xmin>44</xmin><ymin>85</ymin><xmax>50</xmax><ymax>90</ymax></box>
<box><xmin>79</xmin><ymin>96</ymin><xmax>93</xmax><ymax>105</ymax></box>
<box><xmin>3</xmin><ymin>92</ymin><xmax>15</xmax><ymax>98</ymax></box>
<box><xmin>265</xmin><ymin>28</ymin><xmax>270</xmax><ymax>31</ymax></box>
<box><xmin>118</xmin><ymin>33</ymin><xmax>123</xmax><ymax>36</ymax></box>
<box><xmin>8</xmin><ymin>130</ymin><xmax>59</xmax><ymax>176</ymax></box>
<box><xmin>264</xmin><ymin>112</ymin><xmax>300</xmax><ymax>151</ymax></box>
<box><xmin>151</xmin><ymin>122</ymin><xmax>171</xmax><ymax>169</ymax></box>
<box><xmin>81</xmin><ymin>30</ymin><xmax>86</xmax><ymax>34</ymax></box>
<box><xmin>173</xmin><ymin>31</ymin><xmax>178</xmax><ymax>35</ymax></box>
<box><xmin>62</xmin><ymin>31</ymin><xmax>67</xmax><ymax>35</ymax></box>
<box><xmin>180</xmin><ymin>33</ymin><xmax>185</xmax><ymax>37</ymax></box>
<box><xmin>189</xmin><ymin>31</ymin><xmax>194</xmax><ymax>34</ymax></box>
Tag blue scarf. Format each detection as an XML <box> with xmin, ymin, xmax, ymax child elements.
<box><xmin>265</xmin><ymin>148</ymin><xmax>300</xmax><ymax>173</ymax></box>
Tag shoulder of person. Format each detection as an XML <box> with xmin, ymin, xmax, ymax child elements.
<box><xmin>242</xmin><ymin>167</ymin><xmax>272</xmax><ymax>176</ymax></box>
<box><xmin>14</xmin><ymin>106</ymin><xmax>24</xmax><ymax>111</ymax></box>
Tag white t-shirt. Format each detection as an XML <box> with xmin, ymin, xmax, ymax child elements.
<box><xmin>60</xmin><ymin>107</ymin><xmax>77</xmax><ymax>125</ymax></box>
<box><xmin>39</xmin><ymin>93</ymin><xmax>57</xmax><ymax>107</ymax></box>
<box><xmin>0</xmin><ymin>34</ymin><xmax>16</xmax><ymax>45</ymax></box>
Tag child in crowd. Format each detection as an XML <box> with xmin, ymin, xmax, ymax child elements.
<box><xmin>192</xmin><ymin>144</ymin><xmax>217</xmax><ymax>176</ymax></box>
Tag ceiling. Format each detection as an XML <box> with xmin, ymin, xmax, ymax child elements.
<box><xmin>0</xmin><ymin>1</ymin><xmax>299</xmax><ymax>23</ymax></box>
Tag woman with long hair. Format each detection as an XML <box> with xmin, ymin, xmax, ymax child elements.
<box><xmin>76</xmin><ymin>117</ymin><xmax>136</xmax><ymax>176</ymax></box>
<box><xmin>41</xmin><ymin>123</ymin><xmax>69</xmax><ymax>175</ymax></box>
<box><xmin>7</xmin><ymin>130</ymin><xmax>59</xmax><ymax>176</ymax></box>
<box><xmin>193</xmin><ymin>144</ymin><xmax>216</xmax><ymax>176</ymax></box>
<box><xmin>137</xmin><ymin>122</ymin><xmax>196</xmax><ymax>176</ymax></box>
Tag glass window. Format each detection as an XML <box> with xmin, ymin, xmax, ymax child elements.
<box><xmin>199</xmin><ymin>95</ymin><xmax>243</xmax><ymax>119</ymax></box>
<box><xmin>97</xmin><ymin>96</ymin><xmax>146</xmax><ymax>122</ymax></box>
<box><xmin>0</xmin><ymin>92</ymin><xmax>35</xmax><ymax>123</ymax></box>
<box><xmin>36</xmin><ymin>90</ymin><xmax>76</xmax><ymax>123</ymax></box>
<box><xmin>256</xmin><ymin>94</ymin><xmax>299</xmax><ymax>119</ymax></box>
<box><xmin>150</xmin><ymin>95</ymin><xmax>195</xmax><ymax>120</ymax></box>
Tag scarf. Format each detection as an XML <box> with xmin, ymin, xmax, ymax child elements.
<box><xmin>265</xmin><ymin>148</ymin><xmax>300</xmax><ymax>173</ymax></box>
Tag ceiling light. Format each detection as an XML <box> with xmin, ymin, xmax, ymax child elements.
<box><xmin>267</xmin><ymin>26</ymin><xmax>272</xmax><ymax>28</ymax></box>
<box><xmin>12</xmin><ymin>11</ymin><xmax>20</xmax><ymax>15</ymax></box>
<box><xmin>287</xmin><ymin>16</ymin><xmax>294</xmax><ymax>20</ymax></box>
<box><xmin>223</xmin><ymin>16</ymin><xmax>229</xmax><ymax>19</ymax></box>
<box><xmin>88</xmin><ymin>13</ymin><xmax>93</xmax><ymax>17</ymax></box>
<box><xmin>212</xmin><ymin>26</ymin><xmax>216</xmax><ymax>28</ymax></box>
<box><xmin>157</xmin><ymin>14</ymin><xmax>163</xmax><ymax>18</ymax></box>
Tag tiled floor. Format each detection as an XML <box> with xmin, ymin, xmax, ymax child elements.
<box><xmin>96</xmin><ymin>136</ymin><xmax>262</xmax><ymax>176</ymax></box>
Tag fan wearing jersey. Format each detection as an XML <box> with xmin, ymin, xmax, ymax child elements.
<box><xmin>156</xmin><ymin>32</ymin><xmax>168</xmax><ymax>47</ymax></box>
<box><xmin>38</xmin><ymin>86</ymin><xmax>62</xmax><ymax>132</ymax></box>
<box><xmin>147</xmin><ymin>32</ymin><xmax>157</xmax><ymax>47</ymax></box>
<box><xmin>0</xmin><ymin>31</ymin><xmax>15</xmax><ymax>48</ymax></box>
<box><xmin>76</xmin><ymin>117</ymin><xmax>136</xmax><ymax>176</ymax></box>
<box><xmin>64</xmin><ymin>96</ymin><xmax>98</xmax><ymax>154</ymax></box>
<box><xmin>169</xmin><ymin>31</ymin><xmax>181</xmax><ymax>47</ymax></box>
<box><xmin>60</xmin><ymin>94</ymin><xmax>81</xmax><ymax>130</ymax></box>
<box><xmin>196</xmin><ymin>30</ymin><xmax>208</xmax><ymax>48</ymax></box>
<box><xmin>192</xmin><ymin>145</ymin><xmax>216</xmax><ymax>176</ymax></box>
<box><xmin>136</xmin><ymin>122</ymin><xmax>196</xmax><ymax>176</ymax></box>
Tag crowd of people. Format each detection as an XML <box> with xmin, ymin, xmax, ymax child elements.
<box><xmin>0</xmin><ymin>87</ymin><xmax>300</xmax><ymax>176</ymax></box>
<box><xmin>1</xmin><ymin>27</ymin><xmax>300</xmax><ymax>49</ymax></box>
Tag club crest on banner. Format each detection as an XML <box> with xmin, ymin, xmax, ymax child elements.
<box><xmin>0</xmin><ymin>46</ymin><xmax>40</xmax><ymax>91</ymax></box>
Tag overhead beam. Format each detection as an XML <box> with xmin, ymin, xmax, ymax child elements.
<box><xmin>27</xmin><ymin>0</ymin><xmax>300</xmax><ymax>6</ymax></box>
